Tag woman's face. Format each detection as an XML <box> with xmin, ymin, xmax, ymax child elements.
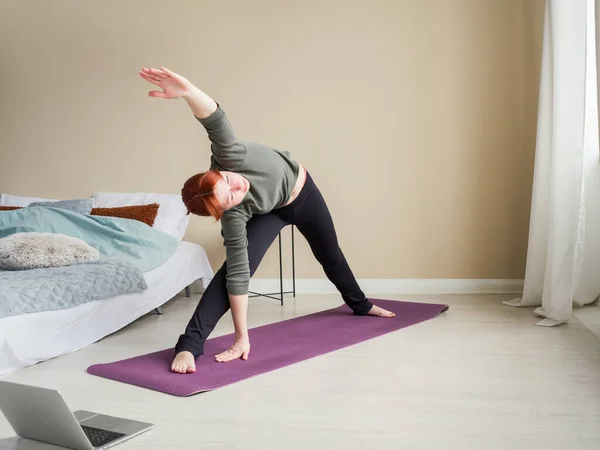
<box><xmin>213</xmin><ymin>171</ymin><xmax>250</xmax><ymax>210</ymax></box>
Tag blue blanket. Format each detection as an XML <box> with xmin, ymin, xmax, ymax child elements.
<box><xmin>0</xmin><ymin>260</ymin><xmax>148</xmax><ymax>318</ymax></box>
<box><xmin>0</xmin><ymin>206</ymin><xmax>177</xmax><ymax>272</ymax></box>
<box><xmin>0</xmin><ymin>206</ymin><xmax>179</xmax><ymax>318</ymax></box>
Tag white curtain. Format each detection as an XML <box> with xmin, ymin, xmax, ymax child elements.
<box><xmin>504</xmin><ymin>0</ymin><xmax>600</xmax><ymax>326</ymax></box>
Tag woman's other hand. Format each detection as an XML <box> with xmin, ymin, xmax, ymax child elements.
<box><xmin>139</xmin><ymin>66</ymin><xmax>192</xmax><ymax>99</ymax></box>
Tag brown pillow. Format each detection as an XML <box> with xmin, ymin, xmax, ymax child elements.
<box><xmin>90</xmin><ymin>204</ymin><xmax>160</xmax><ymax>227</ymax></box>
<box><xmin>0</xmin><ymin>206</ymin><xmax>21</xmax><ymax>211</ymax></box>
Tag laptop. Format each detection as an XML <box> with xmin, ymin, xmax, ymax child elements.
<box><xmin>0</xmin><ymin>380</ymin><xmax>153</xmax><ymax>449</ymax></box>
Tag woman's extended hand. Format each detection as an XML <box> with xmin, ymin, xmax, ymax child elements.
<box><xmin>139</xmin><ymin>66</ymin><xmax>192</xmax><ymax>99</ymax></box>
<box><xmin>215</xmin><ymin>337</ymin><xmax>251</xmax><ymax>363</ymax></box>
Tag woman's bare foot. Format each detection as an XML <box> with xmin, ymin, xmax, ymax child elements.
<box><xmin>367</xmin><ymin>304</ymin><xmax>396</xmax><ymax>318</ymax></box>
<box><xmin>171</xmin><ymin>351</ymin><xmax>196</xmax><ymax>374</ymax></box>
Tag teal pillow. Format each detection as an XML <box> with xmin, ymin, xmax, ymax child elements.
<box><xmin>29</xmin><ymin>199</ymin><xmax>93</xmax><ymax>215</ymax></box>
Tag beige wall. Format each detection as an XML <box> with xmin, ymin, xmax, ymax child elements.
<box><xmin>0</xmin><ymin>0</ymin><xmax>545</xmax><ymax>281</ymax></box>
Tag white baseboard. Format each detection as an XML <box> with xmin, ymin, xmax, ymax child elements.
<box><xmin>248</xmin><ymin>278</ymin><xmax>524</xmax><ymax>295</ymax></box>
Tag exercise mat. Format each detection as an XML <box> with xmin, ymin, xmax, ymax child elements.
<box><xmin>87</xmin><ymin>299</ymin><xmax>449</xmax><ymax>396</ymax></box>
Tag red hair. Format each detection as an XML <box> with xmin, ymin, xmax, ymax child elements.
<box><xmin>181</xmin><ymin>170</ymin><xmax>223</xmax><ymax>220</ymax></box>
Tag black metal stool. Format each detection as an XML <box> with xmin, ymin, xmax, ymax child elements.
<box><xmin>248</xmin><ymin>225</ymin><xmax>296</xmax><ymax>304</ymax></box>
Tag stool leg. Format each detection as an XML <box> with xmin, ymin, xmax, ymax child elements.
<box><xmin>278</xmin><ymin>232</ymin><xmax>284</xmax><ymax>305</ymax></box>
<box><xmin>291</xmin><ymin>225</ymin><xmax>296</xmax><ymax>297</ymax></box>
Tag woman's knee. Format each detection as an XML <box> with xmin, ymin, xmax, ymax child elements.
<box><xmin>314</xmin><ymin>245</ymin><xmax>345</xmax><ymax>268</ymax></box>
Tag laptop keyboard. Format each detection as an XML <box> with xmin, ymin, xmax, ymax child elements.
<box><xmin>81</xmin><ymin>425</ymin><xmax>126</xmax><ymax>448</ymax></box>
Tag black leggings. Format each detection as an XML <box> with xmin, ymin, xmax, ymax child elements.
<box><xmin>175</xmin><ymin>172</ymin><xmax>373</xmax><ymax>357</ymax></box>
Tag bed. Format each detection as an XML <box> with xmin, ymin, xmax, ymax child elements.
<box><xmin>0</xmin><ymin>192</ymin><xmax>215</xmax><ymax>375</ymax></box>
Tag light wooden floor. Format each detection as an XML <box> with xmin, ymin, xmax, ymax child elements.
<box><xmin>1</xmin><ymin>293</ymin><xmax>599</xmax><ymax>450</ymax></box>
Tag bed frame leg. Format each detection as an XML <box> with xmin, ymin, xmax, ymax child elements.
<box><xmin>184</xmin><ymin>286</ymin><xmax>191</xmax><ymax>297</ymax></box>
<box><xmin>153</xmin><ymin>306</ymin><xmax>164</xmax><ymax>315</ymax></box>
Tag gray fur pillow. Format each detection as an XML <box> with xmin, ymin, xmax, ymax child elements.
<box><xmin>0</xmin><ymin>232</ymin><xmax>100</xmax><ymax>270</ymax></box>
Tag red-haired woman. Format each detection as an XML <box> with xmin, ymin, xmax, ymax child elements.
<box><xmin>140</xmin><ymin>67</ymin><xmax>396</xmax><ymax>374</ymax></box>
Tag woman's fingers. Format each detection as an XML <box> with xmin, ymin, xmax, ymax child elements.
<box><xmin>215</xmin><ymin>348</ymin><xmax>240</xmax><ymax>362</ymax></box>
<box><xmin>141</xmin><ymin>67</ymin><xmax>166</xmax><ymax>81</ymax></box>
<box><xmin>141</xmin><ymin>67</ymin><xmax>174</xmax><ymax>79</ymax></box>
<box><xmin>214</xmin><ymin>350</ymin><xmax>229</xmax><ymax>361</ymax></box>
<box><xmin>139</xmin><ymin>71</ymin><xmax>162</xmax><ymax>85</ymax></box>
<box><xmin>141</xmin><ymin>67</ymin><xmax>159</xmax><ymax>77</ymax></box>
<box><xmin>221</xmin><ymin>352</ymin><xmax>237</xmax><ymax>362</ymax></box>
<box><xmin>146</xmin><ymin>67</ymin><xmax>168</xmax><ymax>79</ymax></box>
<box><xmin>160</xmin><ymin>66</ymin><xmax>176</xmax><ymax>78</ymax></box>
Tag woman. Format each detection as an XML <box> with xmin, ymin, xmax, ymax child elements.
<box><xmin>139</xmin><ymin>67</ymin><xmax>396</xmax><ymax>374</ymax></box>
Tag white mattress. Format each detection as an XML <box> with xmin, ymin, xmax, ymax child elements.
<box><xmin>0</xmin><ymin>241</ymin><xmax>214</xmax><ymax>375</ymax></box>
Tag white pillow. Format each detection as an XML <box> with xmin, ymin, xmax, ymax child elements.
<box><xmin>92</xmin><ymin>192</ymin><xmax>189</xmax><ymax>240</ymax></box>
<box><xmin>0</xmin><ymin>193</ymin><xmax>59</xmax><ymax>207</ymax></box>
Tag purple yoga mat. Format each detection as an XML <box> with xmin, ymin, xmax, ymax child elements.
<box><xmin>87</xmin><ymin>299</ymin><xmax>448</xmax><ymax>396</ymax></box>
